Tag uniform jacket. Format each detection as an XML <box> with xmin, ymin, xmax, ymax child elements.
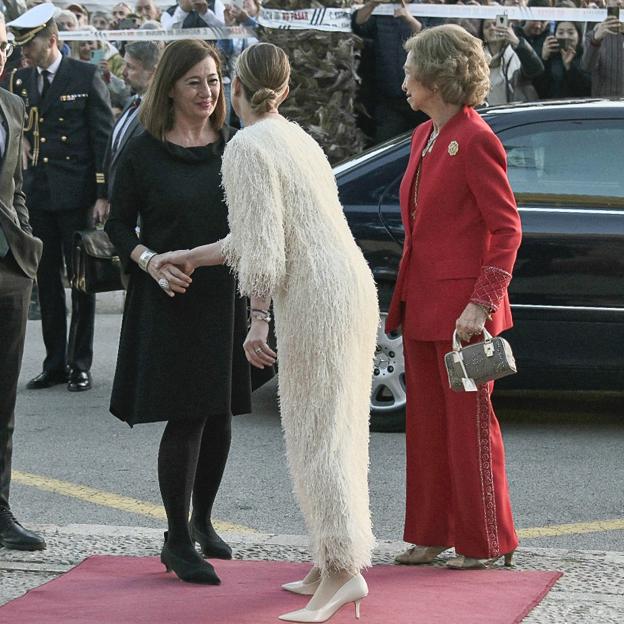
<box><xmin>0</xmin><ymin>88</ymin><xmax>41</xmax><ymax>279</ymax></box>
<box><xmin>386</xmin><ymin>106</ymin><xmax>522</xmax><ymax>341</ymax></box>
<box><xmin>5</xmin><ymin>55</ymin><xmax>113</xmax><ymax>212</ymax></box>
<box><xmin>102</xmin><ymin>97</ymin><xmax>144</xmax><ymax>201</ymax></box>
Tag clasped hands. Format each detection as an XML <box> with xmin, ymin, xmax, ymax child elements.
<box><xmin>148</xmin><ymin>250</ymin><xmax>196</xmax><ymax>298</ymax></box>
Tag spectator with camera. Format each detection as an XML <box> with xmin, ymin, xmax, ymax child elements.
<box><xmin>224</xmin><ymin>0</ymin><xmax>260</xmax><ymax>28</ymax></box>
<box><xmin>536</xmin><ymin>20</ymin><xmax>591</xmax><ymax>98</ymax></box>
<box><xmin>581</xmin><ymin>4</ymin><xmax>624</xmax><ymax>96</ymax></box>
<box><xmin>162</xmin><ymin>0</ymin><xmax>226</xmax><ymax>28</ymax></box>
<box><xmin>512</xmin><ymin>0</ymin><xmax>551</xmax><ymax>58</ymax></box>
<box><xmin>481</xmin><ymin>13</ymin><xmax>544</xmax><ymax>105</ymax></box>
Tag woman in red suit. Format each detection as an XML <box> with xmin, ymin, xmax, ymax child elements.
<box><xmin>387</xmin><ymin>25</ymin><xmax>522</xmax><ymax>569</ymax></box>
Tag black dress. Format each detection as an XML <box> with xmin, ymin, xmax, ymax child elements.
<box><xmin>105</xmin><ymin>128</ymin><xmax>252</xmax><ymax>426</ymax></box>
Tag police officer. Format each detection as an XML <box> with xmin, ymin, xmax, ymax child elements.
<box><xmin>5</xmin><ymin>4</ymin><xmax>113</xmax><ymax>392</ymax></box>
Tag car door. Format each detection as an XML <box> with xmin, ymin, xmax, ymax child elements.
<box><xmin>338</xmin><ymin>140</ymin><xmax>410</xmax><ymax>309</ymax></box>
<box><xmin>496</xmin><ymin>117</ymin><xmax>624</xmax><ymax>390</ymax></box>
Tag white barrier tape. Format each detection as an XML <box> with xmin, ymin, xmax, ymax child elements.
<box><xmin>255</xmin><ymin>5</ymin><xmax>617</xmax><ymax>32</ymax></box>
<box><xmin>372</xmin><ymin>5</ymin><xmax>611</xmax><ymax>23</ymax></box>
<box><xmin>57</xmin><ymin>26</ymin><xmax>255</xmax><ymax>41</ymax></box>
<box><xmin>50</xmin><ymin>6</ymin><xmax>622</xmax><ymax>40</ymax></box>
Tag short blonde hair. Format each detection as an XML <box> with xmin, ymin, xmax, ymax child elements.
<box><xmin>235</xmin><ymin>42</ymin><xmax>290</xmax><ymax>114</ymax></box>
<box><xmin>404</xmin><ymin>25</ymin><xmax>490</xmax><ymax>107</ymax></box>
<box><xmin>140</xmin><ymin>40</ymin><xmax>226</xmax><ymax>141</ymax></box>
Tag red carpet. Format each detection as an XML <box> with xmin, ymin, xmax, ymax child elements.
<box><xmin>1</xmin><ymin>557</ymin><xmax>561</xmax><ymax>624</ymax></box>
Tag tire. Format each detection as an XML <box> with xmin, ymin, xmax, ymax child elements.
<box><xmin>370</xmin><ymin>312</ymin><xmax>406</xmax><ymax>432</ymax></box>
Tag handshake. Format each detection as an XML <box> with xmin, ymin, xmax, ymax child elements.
<box><xmin>147</xmin><ymin>249</ymin><xmax>198</xmax><ymax>298</ymax></box>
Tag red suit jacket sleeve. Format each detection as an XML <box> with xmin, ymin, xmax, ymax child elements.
<box><xmin>465</xmin><ymin>130</ymin><xmax>522</xmax><ymax>312</ymax></box>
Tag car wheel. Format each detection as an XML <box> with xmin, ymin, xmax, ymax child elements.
<box><xmin>370</xmin><ymin>312</ymin><xmax>406</xmax><ymax>432</ymax></box>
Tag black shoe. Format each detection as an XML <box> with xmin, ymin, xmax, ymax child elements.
<box><xmin>190</xmin><ymin>518</ymin><xmax>233</xmax><ymax>560</ymax></box>
<box><xmin>67</xmin><ymin>370</ymin><xmax>92</xmax><ymax>392</ymax></box>
<box><xmin>26</xmin><ymin>370</ymin><xmax>68</xmax><ymax>390</ymax></box>
<box><xmin>160</xmin><ymin>532</ymin><xmax>221</xmax><ymax>584</ymax></box>
<box><xmin>0</xmin><ymin>508</ymin><xmax>46</xmax><ymax>551</ymax></box>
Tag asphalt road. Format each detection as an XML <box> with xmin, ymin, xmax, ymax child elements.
<box><xmin>9</xmin><ymin>314</ymin><xmax>624</xmax><ymax>552</ymax></box>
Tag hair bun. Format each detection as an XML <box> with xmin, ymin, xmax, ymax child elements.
<box><xmin>250</xmin><ymin>87</ymin><xmax>278</xmax><ymax>113</ymax></box>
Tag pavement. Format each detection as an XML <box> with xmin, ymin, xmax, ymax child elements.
<box><xmin>1</xmin><ymin>525</ymin><xmax>623</xmax><ymax>622</ymax></box>
<box><xmin>7</xmin><ymin>291</ymin><xmax>622</xmax><ymax>622</ymax></box>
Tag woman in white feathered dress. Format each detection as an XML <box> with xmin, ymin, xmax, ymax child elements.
<box><xmin>154</xmin><ymin>43</ymin><xmax>378</xmax><ymax>623</ymax></box>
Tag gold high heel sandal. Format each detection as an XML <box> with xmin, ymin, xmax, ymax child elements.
<box><xmin>446</xmin><ymin>551</ymin><xmax>515</xmax><ymax>570</ymax></box>
<box><xmin>278</xmin><ymin>573</ymin><xmax>368</xmax><ymax>622</ymax></box>
<box><xmin>394</xmin><ymin>545</ymin><xmax>449</xmax><ymax>565</ymax></box>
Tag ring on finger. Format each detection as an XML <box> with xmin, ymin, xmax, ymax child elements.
<box><xmin>254</xmin><ymin>347</ymin><xmax>263</xmax><ymax>353</ymax></box>
<box><xmin>158</xmin><ymin>278</ymin><xmax>169</xmax><ymax>290</ymax></box>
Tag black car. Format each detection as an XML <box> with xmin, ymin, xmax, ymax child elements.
<box><xmin>335</xmin><ymin>99</ymin><xmax>624</xmax><ymax>431</ymax></box>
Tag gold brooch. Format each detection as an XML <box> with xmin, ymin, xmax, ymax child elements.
<box><xmin>448</xmin><ymin>140</ymin><xmax>459</xmax><ymax>156</ymax></box>
<box><xmin>20</xmin><ymin>88</ymin><xmax>28</xmax><ymax>97</ymax></box>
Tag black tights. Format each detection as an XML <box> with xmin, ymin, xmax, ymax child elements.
<box><xmin>157</xmin><ymin>414</ymin><xmax>232</xmax><ymax>548</ymax></box>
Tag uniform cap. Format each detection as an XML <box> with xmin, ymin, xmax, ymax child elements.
<box><xmin>7</xmin><ymin>3</ymin><xmax>57</xmax><ymax>46</ymax></box>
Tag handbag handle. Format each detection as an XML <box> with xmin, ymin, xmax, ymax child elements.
<box><xmin>452</xmin><ymin>327</ymin><xmax>493</xmax><ymax>351</ymax></box>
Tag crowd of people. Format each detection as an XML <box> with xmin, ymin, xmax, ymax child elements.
<box><xmin>354</xmin><ymin>0</ymin><xmax>624</xmax><ymax>141</ymax></box>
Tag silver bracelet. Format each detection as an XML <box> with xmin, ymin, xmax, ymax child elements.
<box><xmin>250</xmin><ymin>310</ymin><xmax>272</xmax><ymax>324</ymax></box>
<box><xmin>138</xmin><ymin>249</ymin><xmax>157</xmax><ymax>272</ymax></box>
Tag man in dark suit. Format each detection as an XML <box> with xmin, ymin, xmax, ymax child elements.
<box><xmin>0</xmin><ymin>13</ymin><xmax>46</xmax><ymax>551</ymax></box>
<box><xmin>5</xmin><ymin>4</ymin><xmax>113</xmax><ymax>392</ymax></box>
<box><xmin>100</xmin><ymin>40</ymin><xmax>160</xmax><ymax>216</ymax></box>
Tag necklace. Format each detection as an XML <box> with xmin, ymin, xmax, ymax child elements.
<box><xmin>412</xmin><ymin>128</ymin><xmax>441</xmax><ymax>220</ymax></box>
<box><xmin>421</xmin><ymin>127</ymin><xmax>440</xmax><ymax>158</ymax></box>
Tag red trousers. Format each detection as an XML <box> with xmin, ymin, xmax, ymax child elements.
<box><xmin>403</xmin><ymin>339</ymin><xmax>518</xmax><ymax>559</ymax></box>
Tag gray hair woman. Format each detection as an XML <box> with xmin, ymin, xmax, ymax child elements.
<box><xmin>386</xmin><ymin>25</ymin><xmax>522</xmax><ymax>570</ymax></box>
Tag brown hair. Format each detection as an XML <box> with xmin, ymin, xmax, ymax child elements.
<box><xmin>404</xmin><ymin>25</ymin><xmax>490</xmax><ymax>107</ymax></box>
<box><xmin>140</xmin><ymin>40</ymin><xmax>226</xmax><ymax>140</ymax></box>
<box><xmin>34</xmin><ymin>20</ymin><xmax>59</xmax><ymax>42</ymax></box>
<box><xmin>235</xmin><ymin>42</ymin><xmax>290</xmax><ymax>114</ymax></box>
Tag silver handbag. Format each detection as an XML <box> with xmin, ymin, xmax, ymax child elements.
<box><xmin>444</xmin><ymin>329</ymin><xmax>517</xmax><ymax>392</ymax></box>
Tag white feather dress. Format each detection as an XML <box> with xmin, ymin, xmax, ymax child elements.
<box><xmin>221</xmin><ymin>117</ymin><xmax>378</xmax><ymax>574</ymax></box>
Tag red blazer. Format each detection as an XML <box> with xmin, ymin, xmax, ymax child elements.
<box><xmin>386</xmin><ymin>106</ymin><xmax>522</xmax><ymax>341</ymax></box>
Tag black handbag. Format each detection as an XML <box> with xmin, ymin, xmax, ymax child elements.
<box><xmin>71</xmin><ymin>228</ymin><xmax>126</xmax><ymax>294</ymax></box>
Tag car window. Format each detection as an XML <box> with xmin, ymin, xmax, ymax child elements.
<box><xmin>498</xmin><ymin>120</ymin><xmax>624</xmax><ymax>207</ymax></box>
<box><xmin>338</xmin><ymin>150</ymin><xmax>408</xmax><ymax>207</ymax></box>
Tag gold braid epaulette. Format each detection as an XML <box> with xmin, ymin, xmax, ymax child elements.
<box><xmin>24</xmin><ymin>106</ymin><xmax>40</xmax><ymax>167</ymax></box>
<box><xmin>8</xmin><ymin>68</ymin><xmax>17</xmax><ymax>94</ymax></box>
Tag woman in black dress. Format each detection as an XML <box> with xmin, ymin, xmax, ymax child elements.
<box><xmin>105</xmin><ymin>40</ymin><xmax>252</xmax><ymax>584</ymax></box>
